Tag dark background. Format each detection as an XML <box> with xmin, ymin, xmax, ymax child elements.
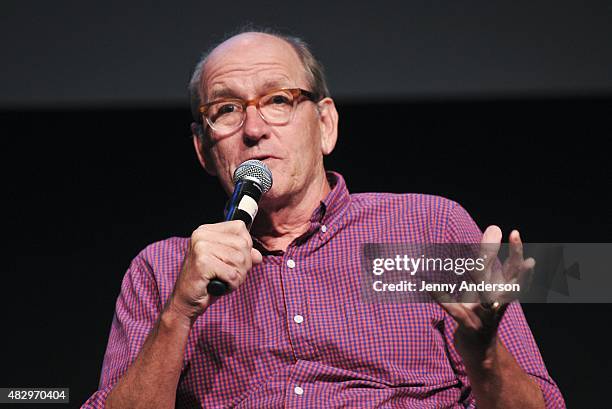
<box><xmin>2</xmin><ymin>1</ymin><xmax>611</xmax><ymax>408</ymax></box>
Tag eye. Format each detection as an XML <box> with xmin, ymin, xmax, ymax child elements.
<box><xmin>269</xmin><ymin>94</ymin><xmax>291</xmax><ymax>105</ymax></box>
<box><xmin>218</xmin><ymin>103</ymin><xmax>237</xmax><ymax>115</ymax></box>
<box><xmin>210</xmin><ymin>102</ymin><xmax>242</xmax><ymax>123</ymax></box>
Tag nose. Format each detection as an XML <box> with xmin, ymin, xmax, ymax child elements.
<box><xmin>242</xmin><ymin>105</ymin><xmax>268</xmax><ymax>145</ymax></box>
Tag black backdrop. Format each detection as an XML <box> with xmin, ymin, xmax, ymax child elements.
<box><xmin>2</xmin><ymin>96</ymin><xmax>611</xmax><ymax>408</ymax></box>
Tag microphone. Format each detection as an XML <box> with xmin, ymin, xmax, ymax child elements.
<box><xmin>206</xmin><ymin>159</ymin><xmax>273</xmax><ymax>296</ymax></box>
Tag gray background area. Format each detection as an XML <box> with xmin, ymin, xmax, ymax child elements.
<box><xmin>2</xmin><ymin>0</ymin><xmax>612</xmax><ymax>108</ymax></box>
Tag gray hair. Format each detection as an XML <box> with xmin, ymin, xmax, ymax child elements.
<box><xmin>188</xmin><ymin>26</ymin><xmax>330</xmax><ymax>136</ymax></box>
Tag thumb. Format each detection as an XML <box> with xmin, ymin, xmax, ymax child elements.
<box><xmin>251</xmin><ymin>248</ymin><xmax>263</xmax><ymax>265</ymax></box>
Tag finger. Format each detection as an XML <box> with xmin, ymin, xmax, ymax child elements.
<box><xmin>505</xmin><ymin>230</ymin><xmax>525</xmax><ymax>279</ymax></box>
<box><xmin>222</xmin><ymin>220</ymin><xmax>251</xmax><ymax>236</ymax></box>
<box><xmin>212</xmin><ymin>243</ymin><xmax>251</xmax><ymax>270</ymax></box>
<box><xmin>522</xmin><ymin>256</ymin><xmax>535</xmax><ymax>271</ymax></box>
<box><xmin>251</xmin><ymin>248</ymin><xmax>263</xmax><ymax>265</ymax></box>
<box><xmin>509</xmin><ymin>230</ymin><xmax>524</xmax><ymax>258</ymax></box>
<box><xmin>480</xmin><ymin>225</ymin><xmax>502</xmax><ymax>272</ymax></box>
<box><xmin>512</xmin><ymin>257</ymin><xmax>536</xmax><ymax>295</ymax></box>
<box><xmin>513</xmin><ymin>256</ymin><xmax>535</xmax><ymax>283</ymax></box>
<box><xmin>192</xmin><ymin>229</ymin><xmax>253</xmax><ymax>254</ymax></box>
<box><xmin>196</xmin><ymin>254</ymin><xmax>243</xmax><ymax>290</ymax></box>
<box><xmin>224</xmin><ymin>220</ymin><xmax>254</xmax><ymax>248</ymax></box>
<box><xmin>430</xmin><ymin>291</ymin><xmax>483</xmax><ymax>330</ymax></box>
<box><xmin>192</xmin><ymin>239</ymin><xmax>242</xmax><ymax>265</ymax></box>
<box><xmin>195</xmin><ymin>220</ymin><xmax>251</xmax><ymax>238</ymax></box>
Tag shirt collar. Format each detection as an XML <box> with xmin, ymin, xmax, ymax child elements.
<box><xmin>317</xmin><ymin>171</ymin><xmax>350</xmax><ymax>227</ymax></box>
<box><xmin>289</xmin><ymin>171</ymin><xmax>351</xmax><ymax>246</ymax></box>
<box><xmin>253</xmin><ymin>171</ymin><xmax>351</xmax><ymax>253</ymax></box>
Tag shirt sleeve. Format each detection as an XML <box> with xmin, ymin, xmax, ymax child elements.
<box><xmin>441</xmin><ymin>201</ymin><xmax>566</xmax><ymax>408</ymax></box>
<box><xmin>81</xmin><ymin>251</ymin><xmax>162</xmax><ymax>408</ymax></box>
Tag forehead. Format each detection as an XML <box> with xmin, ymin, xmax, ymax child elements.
<box><xmin>201</xmin><ymin>33</ymin><xmax>307</xmax><ymax>99</ymax></box>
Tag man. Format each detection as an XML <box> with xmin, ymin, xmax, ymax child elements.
<box><xmin>83</xmin><ymin>29</ymin><xmax>565</xmax><ymax>408</ymax></box>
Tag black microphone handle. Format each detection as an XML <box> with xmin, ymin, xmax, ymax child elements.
<box><xmin>207</xmin><ymin>179</ymin><xmax>262</xmax><ymax>297</ymax></box>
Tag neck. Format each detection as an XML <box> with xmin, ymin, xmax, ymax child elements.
<box><xmin>251</xmin><ymin>170</ymin><xmax>331</xmax><ymax>251</ymax></box>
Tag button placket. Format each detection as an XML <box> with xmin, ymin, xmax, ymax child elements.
<box><xmin>282</xmin><ymin>251</ymin><xmax>318</xmax><ymax>361</ymax></box>
<box><xmin>282</xmin><ymin>252</ymin><xmax>306</xmax><ymax>355</ymax></box>
<box><xmin>288</xmin><ymin>260</ymin><xmax>304</xmax><ymax>327</ymax></box>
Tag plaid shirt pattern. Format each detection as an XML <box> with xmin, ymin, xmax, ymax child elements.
<box><xmin>83</xmin><ymin>172</ymin><xmax>564</xmax><ymax>408</ymax></box>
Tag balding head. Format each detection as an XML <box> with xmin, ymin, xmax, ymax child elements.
<box><xmin>189</xmin><ymin>29</ymin><xmax>329</xmax><ymax>130</ymax></box>
<box><xmin>203</xmin><ymin>32</ymin><xmax>306</xmax><ymax>104</ymax></box>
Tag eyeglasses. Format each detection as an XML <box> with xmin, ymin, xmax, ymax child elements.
<box><xmin>199</xmin><ymin>88</ymin><xmax>317</xmax><ymax>135</ymax></box>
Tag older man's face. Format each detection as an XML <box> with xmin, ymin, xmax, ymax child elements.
<box><xmin>195</xmin><ymin>33</ymin><xmax>335</xmax><ymax>207</ymax></box>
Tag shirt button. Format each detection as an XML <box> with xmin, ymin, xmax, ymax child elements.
<box><xmin>294</xmin><ymin>386</ymin><xmax>304</xmax><ymax>396</ymax></box>
<box><xmin>293</xmin><ymin>314</ymin><xmax>304</xmax><ymax>324</ymax></box>
<box><xmin>287</xmin><ymin>259</ymin><xmax>296</xmax><ymax>269</ymax></box>
<box><xmin>321</xmin><ymin>224</ymin><xmax>327</xmax><ymax>233</ymax></box>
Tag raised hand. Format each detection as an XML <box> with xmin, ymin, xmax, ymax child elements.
<box><xmin>432</xmin><ymin>226</ymin><xmax>535</xmax><ymax>352</ymax></box>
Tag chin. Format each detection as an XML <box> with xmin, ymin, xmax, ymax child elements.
<box><xmin>259</xmin><ymin>184</ymin><xmax>291</xmax><ymax>208</ymax></box>
<box><xmin>261</xmin><ymin>187</ymin><xmax>282</xmax><ymax>202</ymax></box>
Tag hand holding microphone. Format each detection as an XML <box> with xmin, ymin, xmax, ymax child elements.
<box><xmin>168</xmin><ymin>160</ymin><xmax>273</xmax><ymax>321</ymax></box>
<box><xmin>208</xmin><ymin>160</ymin><xmax>273</xmax><ymax>296</ymax></box>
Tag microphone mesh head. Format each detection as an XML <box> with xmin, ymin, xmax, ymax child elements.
<box><xmin>233</xmin><ymin>160</ymin><xmax>273</xmax><ymax>193</ymax></box>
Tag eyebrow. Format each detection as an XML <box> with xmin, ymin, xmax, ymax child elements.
<box><xmin>207</xmin><ymin>88</ymin><xmax>240</xmax><ymax>101</ymax></box>
<box><xmin>207</xmin><ymin>78</ymin><xmax>294</xmax><ymax>102</ymax></box>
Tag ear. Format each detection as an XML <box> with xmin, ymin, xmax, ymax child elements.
<box><xmin>316</xmin><ymin>97</ymin><xmax>339</xmax><ymax>155</ymax></box>
<box><xmin>191</xmin><ymin>122</ymin><xmax>217</xmax><ymax>176</ymax></box>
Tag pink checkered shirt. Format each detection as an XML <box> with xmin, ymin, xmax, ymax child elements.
<box><xmin>83</xmin><ymin>172</ymin><xmax>564</xmax><ymax>408</ymax></box>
